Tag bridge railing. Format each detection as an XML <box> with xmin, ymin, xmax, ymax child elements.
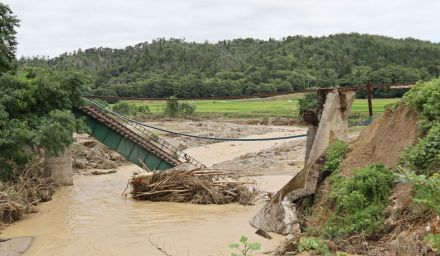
<box><xmin>83</xmin><ymin>98</ymin><xmax>205</xmax><ymax>168</ymax></box>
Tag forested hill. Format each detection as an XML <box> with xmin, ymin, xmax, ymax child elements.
<box><xmin>20</xmin><ymin>33</ymin><xmax>440</xmax><ymax>98</ymax></box>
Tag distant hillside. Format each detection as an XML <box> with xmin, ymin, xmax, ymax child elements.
<box><xmin>19</xmin><ymin>33</ymin><xmax>440</xmax><ymax>98</ymax></box>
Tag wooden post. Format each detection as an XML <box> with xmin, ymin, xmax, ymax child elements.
<box><xmin>366</xmin><ymin>82</ymin><xmax>373</xmax><ymax>117</ymax></box>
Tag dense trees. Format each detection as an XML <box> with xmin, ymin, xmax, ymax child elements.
<box><xmin>0</xmin><ymin>3</ymin><xmax>87</xmax><ymax>178</ymax></box>
<box><xmin>20</xmin><ymin>34</ymin><xmax>440</xmax><ymax>98</ymax></box>
<box><xmin>0</xmin><ymin>3</ymin><xmax>19</xmax><ymax>74</ymax></box>
<box><xmin>0</xmin><ymin>68</ymin><xmax>88</xmax><ymax>174</ymax></box>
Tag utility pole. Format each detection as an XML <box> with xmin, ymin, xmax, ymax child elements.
<box><xmin>366</xmin><ymin>82</ymin><xmax>373</xmax><ymax>117</ymax></box>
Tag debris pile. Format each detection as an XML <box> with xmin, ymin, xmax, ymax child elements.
<box><xmin>130</xmin><ymin>167</ymin><xmax>257</xmax><ymax>205</ymax></box>
<box><xmin>0</xmin><ymin>162</ymin><xmax>55</xmax><ymax>226</ymax></box>
<box><xmin>72</xmin><ymin>138</ymin><xmax>126</xmax><ymax>172</ymax></box>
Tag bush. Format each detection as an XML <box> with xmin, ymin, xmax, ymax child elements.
<box><xmin>401</xmin><ymin>124</ymin><xmax>440</xmax><ymax>176</ymax></box>
<box><xmin>298</xmin><ymin>93</ymin><xmax>318</xmax><ymax>120</ymax></box>
<box><xmin>323</xmin><ymin>141</ymin><xmax>349</xmax><ymax>174</ymax></box>
<box><xmin>163</xmin><ymin>96</ymin><xmax>180</xmax><ymax>116</ymax></box>
<box><xmin>403</xmin><ymin>78</ymin><xmax>440</xmax><ymax>133</ymax></box>
<box><xmin>297</xmin><ymin>237</ymin><xmax>331</xmax><ymax>256</ymax></box>
<box><xmin>398</xmin><ymin>169</ymin><xmax>440</xmax><ymax>215</ymax></box>
<box><xmin>112</xmin><ymin>102</ymin><xmax>135</xmax><ymax>116</ymax></box>
<box><xmin>163</xmin><ymin>97</ymin><xmax>197</xmax><ymax>116</ymax></box>
<box><xmin>324</xmin><ymin>163</ymin><xmax>395</xmax><ymax>238</ymax></box>
<box><xmin>112</xmin><ymin>102</ymin><xmax>150</xmax><ymax>119</ymax></box>
<box><xmin>180</xmin><ymin>102</ymin><xmax>196</xmax><ymax>115</ymax></box>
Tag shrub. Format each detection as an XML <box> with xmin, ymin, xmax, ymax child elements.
<box><xmin>163</xmin><ymin>96</ymin><xmax>180</xmax><ymax>116</ymax></box>
<box><xmin>401</xmin><ymin>124</ymin><xmax>440</xmax><ymax>176</ymax></box>
<box><xmin>163</xmin><ymin>97</ymin><xmax>197</xmax><ymax>116</ymax></box>
<box><xmin>323</xmin><ymin>141</ymin><xmax>349</xmax><ymax>174</ymax></box>
<box><xmin>298</xmin><ymin>92</ymin><xmax>318</xmax><ymax>120</ymax></box>
<box><xmin>403</xmin><ymin>78</ymin><xmax>440</xmax><ymax>133</ymax></box>
<box><xmin>112</xmin><ymin>102</ymin><xmax>136</xmax><ymax>116</ymax></box>
<box><xmin>112</xmin><ymin>102</ymin><xmax>150</xmax><ymax>118</ymax></box>
<box><xmin>297</xmin><ymin>237</ymin><xmax>331</xmax><ymax>256</ymax></box>
<box><xmin>397</xmin><ymin>169</ymin><xmax>440</xmax><ymax>215</ymax></box>
<box><xmin>180</xmin><ymin>102</ymin><xmax>196</xmax><ymax>115</ymax></box>
<box><xmin>324</xmin><ymin>163</ymin><xmax>395</xmax><ymax>238</ymax></box>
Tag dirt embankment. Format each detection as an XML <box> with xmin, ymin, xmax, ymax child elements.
<box><xmin>304</xmin><ymin>104</ymin><xmax>437</xmax><ymax>255</ymax></box>
<box><xmin>340</xmin><ymin>104</ymin><xmax>419</xmax><ymax>176</ymax></box>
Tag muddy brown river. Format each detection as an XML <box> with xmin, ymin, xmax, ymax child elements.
<box><xmin>2</xmin><ymin>132</ymin><xmax>305</xmax><ymax>256</ymax></box>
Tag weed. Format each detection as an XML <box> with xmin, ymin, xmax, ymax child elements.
<box><xmin>425</xmin><ymin>234</ymin><xmax>440</xmax><ymax>253</ymax></box>
<box><xmin>397</xmin><ymin>169</ymin><xmax>440</xmax><ymax>215</ymax></box>
<box><xmin>401</xmin><ymin>124</ymin><xmax>440</xmax><ymax>176</ymax></box>
<box><xmin>229</xmin><ymin>235</ymin><xmax>261</xmax><ymax>256</ymax></box>
<box><xmin>323</xmin><ymin>141</ymin><xmax>349</xmax><ymax>174</ymax></box>
<box><xmin>297</xmin><ymin>237</ymin><xmax>331</xmax><ymax>256</ymax></box>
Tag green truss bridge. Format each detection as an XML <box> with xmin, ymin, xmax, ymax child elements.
<box><xmin>75</xmin><ymin>99</ymin><xmax>205</xmax><ymax>171</ymax></box>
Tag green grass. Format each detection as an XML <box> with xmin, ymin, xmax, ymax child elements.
<box><xmin>121</xmin><ymin>95</ymin><xmax>399</xmax><ymax>119</ymax></box>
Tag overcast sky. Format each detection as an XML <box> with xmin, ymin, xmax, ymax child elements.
<box><xmin>4</xmin><ymin>0</ymin><xmax>440</xmax><ymax>57</ymax></box>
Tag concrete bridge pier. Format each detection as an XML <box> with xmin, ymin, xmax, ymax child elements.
<box><xmin>44</xmin><ymin>147</ymin><xmax>73</xmax><ymax>186</ymax></box>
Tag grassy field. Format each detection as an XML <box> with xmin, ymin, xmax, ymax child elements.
<box><xmin>123</xmin><ymin>94</ymin><xmax>399</xmax><ymax>119</ymax></box>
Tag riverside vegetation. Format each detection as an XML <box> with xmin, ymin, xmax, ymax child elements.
<box><xmin>0</xmin><ymin>3</ymin><xmax>87</xmax><ymax>226</ymax></box>
<box><xmin>282</xmin><ymin>78</ymin><xmax>440</xmax><ymax>255</ymax></box>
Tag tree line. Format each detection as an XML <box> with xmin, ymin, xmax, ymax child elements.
<box><xmin>20</xmin><ymin>34</ymin><xmax>440</xmax><ymax>98</ymax></box>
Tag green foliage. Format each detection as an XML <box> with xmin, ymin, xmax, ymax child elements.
<box><xmin>180</xmin><ymin>102</ymin><xmax>196</xmax><ymax>115</ymax></box>
<box><xmin>0</xmin><ymin>68</ymin><xmax>88</xmax><ymax>178</ymax></box>
<box><xmin>323</xmin><ymin>141</ymin><xmax>349</xmax><ymax>174</ymax></box>
<box><xmin>163</xmin><ymin>97</ymin><xmax>197</xmax><ymax>116</ymax></box>
<box><xmin>324</xmin><ymin>164</ymin><xmax>395</xmax><ymax>238</ymax></box>
<box><xmin>403</xmin><ymin>78</ymin><xmax>440</xmax><ymax>133</ymax></box>
<box><xmin>425</xmin><ymin>234</ymin><xmax>440</xmax><ymax>252</ymax></box>
<box><xmin>163</xmin><ymin>97</ymin><xmax>180</xmax><ymax>116</ymax></box>
<box><xmin>112</xmin><ymin>102</ymin><xmax>135</xmax><ymax>115</ymax></box>
<box><xmin>401</xmin><ymin>124</ymin><xmax>440</xmax><ymax>175</ymax></box>
<box><xmin>297</xmin><ymin>237</ymin><xmax>331</xmax><ymax>256</ymax></box>
<box><xmin>228</xmin><ymin>235</ymin><xmax>261</xmax><ymax>256</ymax></box>
<box><xmin>297</xmin><ymin>92</ymin><xmax>319</xmax><ymax>120</ymax></box>
<box><xmin>112</xmin><ymin>102</ymin><xmax>151</xmax><ymax>121</ymax></box>
<box><xmin>397</xmin><ymin>169</ymin><xmax>440</xmax><ymax>215</ymax></box>
<box><xmin>0</xmin><ymin>3</ymin><xmax>19</xmax><ymax>74</ymax></box>
<box><xmin>19</xmin><ymin>34</ymin><xmax>440</xmax><ymax>98</ymax></box>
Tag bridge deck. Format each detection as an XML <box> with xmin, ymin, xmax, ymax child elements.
<box><xmin>77</xmin><ymin>104</ymin><xmax>186</xmax><ymax>170</ymax></box>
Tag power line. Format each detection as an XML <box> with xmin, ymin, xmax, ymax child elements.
<box><xmin>86</xmin><ymin>99</ymin><xmax>308</xmax><ymax>142</ymax></box>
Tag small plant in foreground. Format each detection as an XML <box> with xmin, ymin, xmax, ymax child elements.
<box><xmin>229</xmin><ymin>235</ymin><xmax>261</xmax><ymax>256</ymax></box>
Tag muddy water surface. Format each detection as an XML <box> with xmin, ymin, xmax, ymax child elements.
<box><xmin>2</xmin><ymin>132</ymin><xmax>302</xmax><ymax>256</ymax></box>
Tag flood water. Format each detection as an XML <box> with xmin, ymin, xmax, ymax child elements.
<box><xmin>2</xmin><ymin>145</ymin><xmax>297</xmax><ymax>256</ymax></box>
<box><xmin>2</xmin><ymin>166</ymin><xmax>290</xmax><ymax>255</ymax></box>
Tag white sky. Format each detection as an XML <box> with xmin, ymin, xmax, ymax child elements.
<box><xmin>4</xmin><ymin>0</ymin><xmax>440</xmax><ymax>57</ymax></box>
